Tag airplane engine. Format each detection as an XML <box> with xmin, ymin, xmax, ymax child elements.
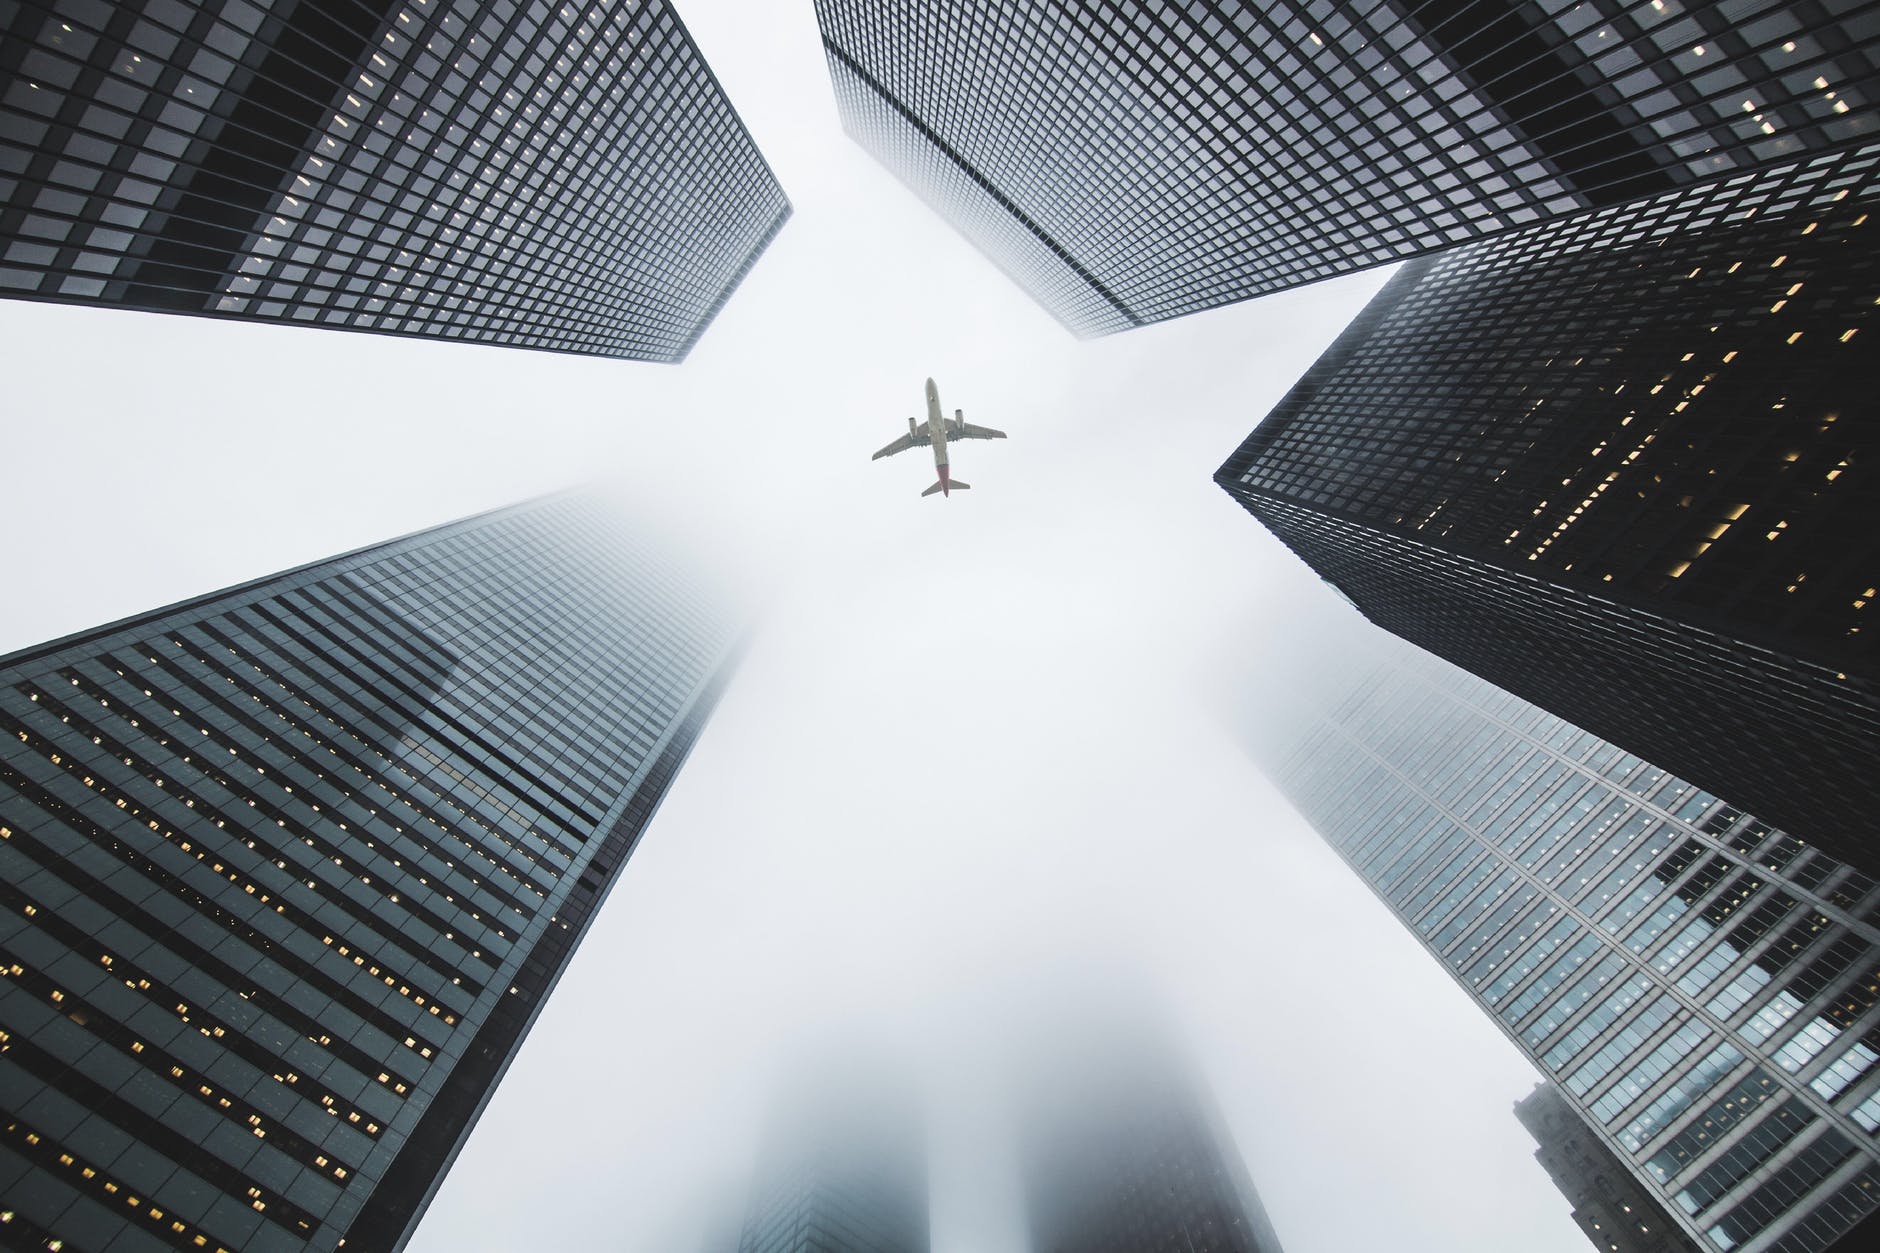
<box><xmin>908</xmin><ymin>416</ymin><xmax>918</xmax><ymax>436</ymax></box>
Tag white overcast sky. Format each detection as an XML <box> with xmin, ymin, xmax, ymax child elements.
<box><xmin>1</xmin><ymin>3</ymin><xmax>1590</xmax><ymax>1251</ymax></box>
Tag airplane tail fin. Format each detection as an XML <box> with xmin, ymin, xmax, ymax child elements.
<box><xmin>922</xmin><ymin>479</ymin><xmax>969</xmax><ymax>497</ymax></box>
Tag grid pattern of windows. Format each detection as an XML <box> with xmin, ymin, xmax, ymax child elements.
<box><xmin>735</xmin><ymin>1096</ymin><xmax>929</xmax><ymax>1253</ymax></box>
<box><xmin>1517</xmin><ymin>1080</ymin><xmax>1702</xmax><ymax>1253</ymax></box>
<box><xmin>735</xmin><ymin>1155</ymin><xmax>929</xmax><ymax>1253</ymax></box>
<box><xmin>1019</xmin><ymin>1039</ymin><xmax>1287</xmax><ymax>1253</ymax></box>
<box><xmin>0</xmin><ymin>496</ymin><xmax>735</xmax><ymax>1252</ymax></box>
<box><xmin>1267</xmin><ymin>636</ymin><xmax>1880</xmax><ymax>1252</ymax></box>
<box><xmin>0</xmin><ymin>0</ymin><xmax>790</xmax><ymax>360</ymax></box>
<box><xmin>1218</xmin><ymin>141</ymin><xmax>1880</xmax><ymax>871</ymax></box>
<box><xmin>812</xmin><ymin>0</ymin><xmax>1878</xmax><ymax>336</ymax></box>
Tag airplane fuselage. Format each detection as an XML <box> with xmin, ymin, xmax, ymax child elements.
<box><xmin>925</xmin><ymin>377</ymin><xmax>949</xmax><ymax>477</ymax></box>
<box><xmin>923</xmin><ymin>377</ymin><xmax>955</xmax><ymax>492</ymax></box>
<box><xmin>875</xmin><ymin>376</ymin><xmax>999</xmax><ymax>497</ymax></box>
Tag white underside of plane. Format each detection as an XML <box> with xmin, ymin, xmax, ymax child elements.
<box><xmin>870</xmin><ymin>377</ymin><xmax>1007</xmax><ymax>497</ymax></box>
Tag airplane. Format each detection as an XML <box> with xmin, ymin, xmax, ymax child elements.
<box><xmin>871</xmin><ymin>377</ymin><xmax>1007</xmax><ymax>497</ymax></box>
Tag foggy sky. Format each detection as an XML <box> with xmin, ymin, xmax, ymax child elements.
<box><xmin>1</xmin><ymin>2</ymin><xmax>1590</xmax><ymax>1250</ymax></box>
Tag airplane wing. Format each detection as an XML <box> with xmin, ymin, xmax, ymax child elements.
<box><xmin>950</xmin><ymin>421</ymin><xmax>1007</xmax><ymax>441</ymax></box>
<box><xmin>871</xmin><ymin>431</ymin><xmax>929</xmax><ymax>460</ymax></box>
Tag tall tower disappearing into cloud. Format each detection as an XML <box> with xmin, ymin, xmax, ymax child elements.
<box><xmin>0</xmin><ymin>0</ymin><xmax>789</xmax><ymax>359</ymax></box>
<box><xmin>811</xmin><ymin>0</ymin><xmax>1877</xmax><ymax>335</ymax></box>
<box><xmin>0</xmin><ymin>497</ymin><xmax>735</xmax><ymax>1252</ymax></box>
<box><xmin>1253</xmin><ymin>625</ymin><xmax>1880</xmax><ymax>1253</ymax></box>
<box><xmin>1218</xmin><ymin>142</ymin><xmax>1879</xmax><ymax>872</ymax></box>
<box><xmin>1018</xmin><ymin>1016</ymin><xmax>1286</xmax><ymax>1253</ymax></box>
<box><xmin>733</xmin><ymin>1069</ymin><xmax>929</xmax><ymax>1253</ymax></box>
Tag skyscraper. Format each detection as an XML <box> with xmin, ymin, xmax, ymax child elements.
<box><xmin>1018</xmin><ymin>1016</ymin><xmax>1286</xmax><ymax>1253</ymax></box>
<box><xmin>1218</xmin><ymin>140</ymin><xmax>1879</xmax><ymax>871</ymax></box>
<box><xmin>0</xmin><ymin>496</ymin><xmax>735</xmax><ymax>1253</ymax></box>
<box><xmin>1257</xmin><ymin>624</ymin><xmax>1880</xmax><ymax>1253</ymax></box>
<box><xmin>733</xmin><ymin>1072</ymin><xmax>928</xmax><ymax>1253</ymax></box>
<box><xmin>1517</xmin><ymin>1080</ymin><xmax>1703</xmax><ymax>1253</ymax></box>
<box><xmin>0</xmin><ymin>0</ymin><xmax>789</xmax><ymax>359</ymax></box>
<box><xmin>812</xmin><ymin>0</ymin><xmax>1878</xmax><ymax>335</ymax></box>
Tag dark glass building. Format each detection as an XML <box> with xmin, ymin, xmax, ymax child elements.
<box><xmin>1256</xmin><ymin>625</ymin><xmax>1880</xmax><ymax>1252</ymax></box>
<box><xmin>812</xmin><ymin>0</ymin><xmax>1878</xmax><ymax>335</ymax></box>
<box><xmin>733</xmin><ymin>1077</ymin><xmax>928</xmax><ymax>1253</ymax></box>
<box><xmin>1218</xmin><ymin>140</ymin><xmax>1880</xmax><ymax>871</ymax></box>
<box><xmin>1019</xmin><ymin>1022</ymin><xmax>1286</xmax><ymax>1253</ymax></box>
<box><xmin>0</xmin><ymin>496</ymin><xmax>735</xmax><ymax>1253</ymax></box>
<box><xmin>0</xmin><ymin>0</ymin><xmax>789</xmax><ymax>359</ymax></box>
<box><xmin>1518</xmin><ymin>1080</ymin><xmax>1704</xmax><ymax>1253</ymax></box>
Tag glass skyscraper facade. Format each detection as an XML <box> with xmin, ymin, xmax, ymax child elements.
<box><xmin>732</xmin><ymin>1147</ymin><xmax>928</xmax><ymax>1253</ymax></box>
<box><xmin>1262</xmin><ymin>630</ymin><xmax>1880</xmax><ymax>1253</ymax></box>
<box><xmin>0</xmin><ymin>496</ymin><xmax>735</xmax><ymax>1253</ymax></box>
<box><xmin>0</xmin><ymin>0</ymin><xmax>790</xmax><ymax>359</ymax></box>
<box><xmin>812</xmin><ymin>0</ymin><xmax>1877</xmax><ymax>335</ymax></box>
<box><xmin>1218</xmin><ymin>140</ymin><xmax>1879</xmax><ymax>873</ymax></box>
<box><xmin>1518</xmin><ymin>1080</ymin><xmax>1704</xmax><ymax>1253</ymax></box>
<box><xmin>733</xmin><ymin>1081</ymin><xmax>928</xmax><ymax>1253</ymax></box>
<box><xmin>1018</xmin><ymin>1020</ymin><xmax>1287</xmax><ymax>1253</ymax></box>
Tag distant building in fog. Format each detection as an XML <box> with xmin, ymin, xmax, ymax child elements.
<box><xmin>1219</xmin><ymin>142</ymin><xmax>1880</xmax><ymax>872</ymax></box>
<box><xmin>1518</xmin><ymin>1080</ymin><xmax>1703</xmax><ymax>1253</ymax></box>
<box><xmin>735</xmin><ymin>1071</ymin><xmax>928</xmax><ymax>1253</ymax></box>
<box><xmin>0</xmin><ymin>0</ymin><xmax>789</xmax><ymax>359</ymax></box>
<box><xmin>1254</xmin><ymin>625</ymin><xmax>1880</xmax><ymax>1252</ymax></box>
<box><xmin>1018</xmin><ymin>1018</ymin><xmax>1286</xmax><ymax>1253</ymax></box>
<box><xmin>0</xmin><ymin>495</ymin><xmax>735</xmax><ymax>1253</ymax></box>
<box><xmin>813</xmin><ymin>0</ymin><xmax>1879</xmax><ymax>335</ymax></box>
